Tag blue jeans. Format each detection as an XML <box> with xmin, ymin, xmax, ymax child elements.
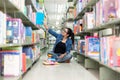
<box><xmin>48</xmin><ymin>51</ymin><xmax>72</xmax><ymax>63</ymax></box>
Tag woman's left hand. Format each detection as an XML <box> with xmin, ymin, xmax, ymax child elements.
<box><xmin>59</xmin><ymin>54</ymin><xmax>66</xmax><ymax>58</ymax></box>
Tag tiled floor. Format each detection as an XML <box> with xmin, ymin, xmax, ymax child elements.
<box><xmin>23</xmin><ymin>54</ymin><xmax>98</xmax><ymax>80</ymax></box>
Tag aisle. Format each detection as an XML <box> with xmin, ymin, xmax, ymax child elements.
<box><xmin>23</xmin><ymin>54</ymin><xmax>98</xmax><ymax>80</ymax></box>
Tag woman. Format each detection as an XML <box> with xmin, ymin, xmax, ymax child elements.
<box><xmin>45</xmin><ymin>25</ymin><xmax>74</xmax><ymax>63</ymax></box>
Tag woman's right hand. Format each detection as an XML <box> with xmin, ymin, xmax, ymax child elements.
<box><xmin>44</xmin><ymin>24</ymin><xmax>49</xmax><ymax>30</ymax></box>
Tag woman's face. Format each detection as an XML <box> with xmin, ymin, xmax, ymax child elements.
<box><xmin>61</xmin><ymin>28</ymin><xmax>69</xmax><ymax>37</ymax></box>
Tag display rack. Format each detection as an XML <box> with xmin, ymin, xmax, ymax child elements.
<box><xmin>74</xmin><ymin>0</ymin><xmax>99</xmax><ymax>21</ymax></box>
<box><xmin>74</xmin><ymin>0</ymin><xmax>120</xmax><ymax>80</ymax></box>
<box><xmin>0</xmin><ymin>0</ymin><xmax>45</xmax><ymax>80</ymax></box>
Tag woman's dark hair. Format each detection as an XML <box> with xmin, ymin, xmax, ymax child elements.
<box><xmin>66</xmin><ymin>28</ymin><xmax>74</xmax><ymax>45</ymax></box>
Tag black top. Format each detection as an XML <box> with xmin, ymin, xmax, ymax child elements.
<box><xmin>54</xmin><ymin>41</ymin><xmax>66</xmax><ymax>54</ymax></box>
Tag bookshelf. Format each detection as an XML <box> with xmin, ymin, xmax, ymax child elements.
<box><xmin>26</xmin><ymin>0</ymin><xmax>38</xmax><ymax>12</ymax></box>
<box><xmin>0</xmin><ymin>0</ymin><xmax>46</xmax><ymax>80</ymax></box>
<box><xmin>74</xmin><ymin>0</ymin><xmax>99</xmax><ymax>21</ymax></box>
<box><xmin>74</xmin><ymin>0</ymin><xmax>120</xmax><ymax>80</ymax></box>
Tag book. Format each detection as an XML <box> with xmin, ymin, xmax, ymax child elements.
<box><xmin>85</xmin><ymin>36</ymin><xmax>100</xmax><ymax>58</ymax></box>
<box><xmin>25</xmin><ymin>27</ymin><xmax>32</xmax><ymax>43</ymax></box>
<box><xmin>0</xmin><ymin>11</ymin><xmax>6</xmax><ymax>44</ymax></box>
<box><xmin>112</xmin><ymin>36</ymin><xmax>120</xmax><ymax>67</ymax></box>
<box><xmin>102</xmin><ymin>0</ymin><xmax>117</xmax><ymax>22</ymax></box>
<box><xmin>6</xmin><ymin>18</ymin><xmax>22</xmax><ymax>44</ymax></box>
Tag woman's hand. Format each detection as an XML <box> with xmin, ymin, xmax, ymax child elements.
<box><xmin>44</xmin><ymin>24</ymin><xmax>49</xmax><ymax>30</ymax></box>
<box><xmin>59</xmin><ymin>53</ymin><xmax>66</xmax><ymax>58</ymax></box>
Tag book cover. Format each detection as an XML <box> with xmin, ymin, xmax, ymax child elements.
<box><xmin>112</xmin><ymin>37</ymin><xmax>120</xmax><ymax>67</ymax></box>
<box><xmin>6</xmin><ymin>18</ymin><xmax>22</xmax><ymax>44</ymax></box>
<box><xmin>85</xmin><ymin>36</ymin><xmax>100</xmax><ymax>58</ymax></box>
<box><xmin>0</xmin><ymin>51</ymin><xmax>21</xmax><ymax>76</ymax></box>
<box><xmin>102</xmin><ymin>0</ymin><xmax>117</xmax><ymax>22</ymax></box>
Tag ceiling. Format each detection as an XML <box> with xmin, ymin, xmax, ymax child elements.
<box><xmin>44</xmin><ymin>0</ymin><xmax>68</xmax><ymax>29</ymax></box>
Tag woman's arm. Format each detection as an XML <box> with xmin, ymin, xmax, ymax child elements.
<box><xmin>48</xmin><ymin>29</ymin><xmax>59</xmax><ymax>38</ymax></box>
<box><xmin>44</xmin><ymin>24</ymin><xmax>59</xmax><ymax>38</ymax></box>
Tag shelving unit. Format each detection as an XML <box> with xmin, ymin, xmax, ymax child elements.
<box><xmin>74</xmin><ymin>0</ymin><xmax>99</xmax><ymax>21</ymax></box>
<box><xmin>74</xmin><ymin>0</ymin><xmax>120</xmax><ymax>80</ymax></box>
<box><xmin>0</xmin><ymin>0</ymin><xmax>39</xmax><ymax>30</ymax></box>
<box><xmin>75</xmin><ymin>51</ymin><xmax>120</xmax><ymax>80</ymax></box>
<box><xmin>0</xmin><ymin>0</ymin><xmax>46</xmax><ymax>80</ymax></box>
<box><xmin>85</xmin><ymin>19</ymin><xmax>120</xmax><ymax>32</ymax></box>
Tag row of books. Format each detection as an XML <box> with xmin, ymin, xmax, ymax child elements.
<box><xmin>74</xmin><ymin>35</ymin><xmax>120</xmax><ymax>67</ymax></box>
<box><xmin>0</xmin><ymin>45</ymin><xmax>41</xmax><ymax>76</ymax></box>
<box><xmin>6</xmin><ymin>0</ymin><xmax>44</xmax><ymax>25</ymax></box>
<box><xmin>73</xmin><ymin>0</ymin><xmax>120</xmax><ymax>34</ymax></box>
<box><xmin>75</xmin><ymin>0</ymin><xmax>91</xmax><ymax>16</ymax></box>
<box><xmin>0</xmin><ymin>11</ymin><xmax>42</xmax><ymax>44</ymax></box>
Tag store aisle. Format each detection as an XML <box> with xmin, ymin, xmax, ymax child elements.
<box><xmin>23</xmin><ymin>54</ymin><xmax>98</xmax><ymax>80</ymax></box>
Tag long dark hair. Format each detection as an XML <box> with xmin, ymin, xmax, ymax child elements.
<box><xmin>67</xmin><ymin>28</ymin><xmax>74</xmax><ymax>45</ymax></box>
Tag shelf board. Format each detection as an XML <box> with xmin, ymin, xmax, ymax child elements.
<box><xmin>74</xmin><ymin>0</ymin><xmax>78</xmax><ymax>6</ymax></box>
<box><xmin>65</xmin><ymin>18</ymin><xmax>74</xmax><ymax>22</ymax></box>
<box><xmin>74</xmin><ymin>0</ymin><xmax>99</xmax><ymax>21</ymax></box>
<box><xmin>86</xmin><ymin>19</ymin><xmax>120</xmax><ymax>32</ymax></box>
<box><xmin>25</xmin><ymin>0</ymin><xmax>38</xmax><ymax>12</ymax></box>
<box><xmin>0</xmin><ymin>42</ymin><xmax>40</xmax><ymax>48</ymax></box>
<box><xmin>68</xmin><ymin>0</ymin><xmax>73</xmax><ymax>2</ymax></box>
<box><xmin>0</xmin><ymin>0</ymin><xmax>19</xmax><ymax>12</ymax></box>
<box><xmin>77</xmin><ymin>52</ymin><xmax>120</xmax><ymax>74</ymax></box>
<box><xmin>8</xmin><ymin>12</ymin><xmax>39</xmax><ymax>30</ymax></box>
<box><xmin>75</xmin><ymin>31</ymin><xmax>91</xmax><ymax>36</ymax></box>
